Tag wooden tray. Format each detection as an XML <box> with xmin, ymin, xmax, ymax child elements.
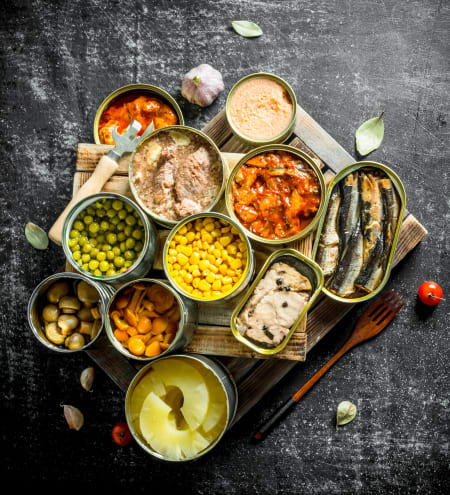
<box><xmin>67</xmin><ymin>106</ymin><xmax>427</xmax><ymax>425</ymax></box>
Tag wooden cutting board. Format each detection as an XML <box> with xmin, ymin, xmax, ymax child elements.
<box><xmin>66</xmin><ymin>106</ymin><xmax>427</xmax><ymax>425</ymax></box>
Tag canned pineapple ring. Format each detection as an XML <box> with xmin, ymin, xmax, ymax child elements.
<box><xmin>164</xmin><ymin>213</ymin><xmax>253</xmax><ymax>302</ymax></box>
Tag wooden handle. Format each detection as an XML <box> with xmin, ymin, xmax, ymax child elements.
<box><xmin>48</xmin><ymin>154</ymin><xmax>118</xmax><ymax>245</ymax></box>
<box><xmin>252</xmin><ymin>343</ymin><xmax>352</xmax><ymax>442</ymax></box>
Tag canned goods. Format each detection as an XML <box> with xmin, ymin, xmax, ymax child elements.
<box><xmin>62</xmin><ymin>192</ymin><xmax>157</xmax><ymax>285</ymax></box>
<box><xmin>128</xmin><ymin>125</ymin><xmax>226</xmax><ymax>229</ymax></box>
<box><xmin>125</xmin><ymin>353</ymin><xmax>238</xmax><ymax>462</ymax></box>
<box><xmin>230</xmin><ymin>248</ymin><xmax>324</xmax><ymax>355</ymax></box>
<box><xmin>105</xmin><ymin>278</ymin><xmax>198</xmax><ymax>361</ymax></box>
<box><xmin>225</xmin><ymin>144</ymin><xmax>326</xmax><ymax>245</ymax></box>
<box><xmin>27</xmin><ymin>272</ymin><xmax>115</xmax><ymax>353</ymax></box>
<box><xmin>93</xmin><ymin>83</ymin><xmax>184</xmax><ymax>145</ymax></box>
<box><xmin>163</xmin><ymin>212</ymin><xmax>255</xmax><ymax>303</ymax></box>
<box><xmin>312</xmin><ymin>161</ymin><xmax>406</xmax><ymax>304</ymax></box>
<box><xmin>225</xmin><ymin>73</ymin><xmax>297</xmax><ymax>146</ymax></box>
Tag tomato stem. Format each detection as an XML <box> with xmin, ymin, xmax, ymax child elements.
<box><xmin>428</xmin><ymin>293</ymin><xmax>445</xmax><ymax>301</ymax></box>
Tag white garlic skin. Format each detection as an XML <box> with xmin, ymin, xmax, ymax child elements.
<box><xmin>181</xmin><ymin>64</ymin><xmax>224</xmax><ymax>107</ymax></box>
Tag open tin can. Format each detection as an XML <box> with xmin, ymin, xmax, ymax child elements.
<box><xmin>163</xmin><ymin>212</ymin><xmax>255</xmax><ymax>303</ymax></box>
<box><xmin>104</xmin><ymin>278</ymin><xmax>198</xmax><ymax>361</ymax></box>
<box><xmin>128</xmin><ymin>125</ymin><xmax>226</xmax><ymax>229</ymax></box>
<box><xmin>225</xmin><ymin>144</ymin><xmax>326</xmax><ymax>245</ymax></box>
<box><xmin>93</xmin><ymin>83</ymin><xmax>184</xmax><ymax>145</ymax></box>
<box><xmin>27</xmin><ymin>272</ymin><xmax>115</xmax><ymax>353</ymax></box>
<box><xmin>62</xmin><ymin>192</ymin><xmax>157</xmax><ymax>285</ymax></box>
<box><xmin>230</xmin><ymin>248</ymin><xmax>324</xmax><ymax>355</ymax></box>
<box><xmin>225</xmin><ymin>72</ymin><xmax>297</xmax><ymax>146</ymax></box>
<box><xmin>125</xmin><ymin>353</ymin><xmax>238</xmax><ymax>462</ymax></box>
<box><xmin>311</xmin><ymin>161</ymin><xmax>406</xmax><ymax>304</ymax></box>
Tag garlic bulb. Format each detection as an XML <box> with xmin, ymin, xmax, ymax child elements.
<box><xmin>181</xmin><ymin>64</ymin><xmax>224</xmax><ymax>107</ymax></box>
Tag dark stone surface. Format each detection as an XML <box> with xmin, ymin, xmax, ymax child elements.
<box><xmin>2</xmin><ymin>0</ymin><xmax>449</xmax><ymax>491</ymax></box>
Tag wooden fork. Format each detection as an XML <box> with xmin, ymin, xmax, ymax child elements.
<box><xmin>253</xmin><ymin>290</ymin><xmax>405</xmax><ymax>441</ymax></box>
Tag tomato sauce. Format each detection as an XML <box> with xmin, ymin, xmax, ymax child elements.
<box><xmin>231</xmin><ymin>150</ymin><xmax>321</xmax><ymax>240</ymax></box>
<box><xmin>98</xmin><ymin>93</ymin><xmax>178</xmax><ymax>145</ymax></box>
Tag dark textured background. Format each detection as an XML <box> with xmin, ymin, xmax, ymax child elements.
<box><xmin>2</xmin><ymin>0</ymin><xmax>449</xmax><ymax>492</ymax></box>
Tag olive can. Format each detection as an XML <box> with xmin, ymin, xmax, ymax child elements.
<box><xmin>230</xmin><ymin>248</ymin><xmax>324</xmax><ymax>355</ymax></box>
<box><xmin>104</xmin><ymin>278</ymin><xmax>198</xmax><ymax>361</ymax></box>
<box><xmin>163</xmin><ymin>212</ymin><xmax>255</xmax><ymax>303</ymax></box>
<box><xmin>225</xmin><ymin>144</ymin><xmax>326</xmax><ymax>245</ymax></box>
<box><xmin>225</xmin><ymin>72</ymin><xmax>297</xmax><ymax>146</ymax></box>
<box><xmin>27</xmin><ymin>272</ymin><xmax>115</xmax><ymax>353</ymax></box>
<box><xmin>93</xmin><ymin>83</ymin><xmax>184</xmax><ymax>144</ymax></box>
<box><xmin>62</xmin><ymin>192</ymin><xmax>158</xmax><ymax>285</ymax></box>
<box><xmin>311</xmin><ymin>161</ymin><xmax>406</xmax><ymax>304</ymax></box>
<box><xmin>128</xmin><ymin>125</ymin><xmax>227</xmax><ymax>229</ymax></box>
<box><xmin>125</xmin><ymin>353</ymin><xmax>238</xmax><ymax>462</ymax></box>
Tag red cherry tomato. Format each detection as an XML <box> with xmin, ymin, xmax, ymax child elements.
<box><xmin>112</xmin><ymin>422</ymin><xmax>133</xmax><ymax>446</ymax></box>
<box><xmin>418</xmin><ymin>281</ymin><xmax>443</xmax><ymax>306</ymax></box>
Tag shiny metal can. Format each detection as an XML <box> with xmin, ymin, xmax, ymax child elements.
<box><xmin>225</xmin><ymin>72</ymin><xmax>297</xmax><ymax>146</ymax></box>
<box><xmin>312</xmin><ymin>160</ymin><xmax>406</xmax><ymax>304</ymax></box>
<box><xmin>230</xmin><ymin>248</ymin><xmax>324</xmax><ymax>355</ymax></box>
<box><xmin>125</xmin><ymin>353</ymin><xmax>238</xmax><ymax>462</ymax></box>
<box><xmin>27</xmin><ymin>272</ymin><xmax>115</xmax><ymax>353</ymax></box>
<box><xmin>93</xmin><ymin>83</ymin><xmax>184</xmax><ymax>145</ymax></box>
<box><xmin>128</xmin><ymin>124</ymin><xmax>227</xmax><ymax>229</ymax></box>
<box><xmin>62</xmin><ymin>192</ymin><xmax>157</xmax><ymax>285</ymax></box>
<box><xmin>104</xmin><ymin>278</ymin><xmax>198</xmax><ymax>361</ymax></box>
<box><xmin>225</xmin><ymin>144</ymin><xmax>326</xmax><ymax>245</ymax></box>
<box><xmin>163</xmin><ymin>212</ymin><xmax>255</xmax><ymax>303</ymax></box>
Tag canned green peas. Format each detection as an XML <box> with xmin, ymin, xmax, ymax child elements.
<box><xmin>67</xmin><ymin>198</ymin><xmax>146</xmax><ymax>277</ymax></box>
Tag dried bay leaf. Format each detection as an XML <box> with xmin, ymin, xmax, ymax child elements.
<box><xmin>25</xmin><ymin>222</ymin><xmax>49</xmax><ymax>250</ymax></box>
<box><xmin>336</xmin><ymin>400</ymin><xmax>357</xmax><ymax>428</ymax></box>
<box><xmin>231</xmin><ymin>21</ymin><xmax>263</xmax><ymax>38</ymax></box>
<box><xmin>355</xmin><ymin>112</ymin><xmax>384</xmax><ymax>156</ymax></box>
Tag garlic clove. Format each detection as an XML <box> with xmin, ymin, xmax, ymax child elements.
<box><xmin>181</xmin><ymin>64</ymin><xmax>224</xmax><ymax>107</ymax></box>
<box><xmin>63</xmin><ymin>405</ymin><xmax>84</xmax><ymax>430</ymax></box>
<box><xmin>80</xmin><ymin>367</ymin><xmax>95</xmax><ymax>392</ymax></box>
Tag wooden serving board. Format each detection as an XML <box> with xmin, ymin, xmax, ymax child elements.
<box><xmin>66</xmin><ymin>106</ymin><xmax>427</xmax><ymax>425</ymax></box>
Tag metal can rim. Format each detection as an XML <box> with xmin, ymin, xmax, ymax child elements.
<box><xmin>225</xmin><ymin>72</ymin><xmax>298</xmax><ymax>146</ymax></box>
<box><xmin>104</xmin><ymin>278</ymin><xmax>190</xmax><ymax>361</ymax></box>
<box><xmin>124</xmin><ymin>353</ymin><xmax>238</xmax><ymax>462</ymax></box>
<box><xmin>128</xmin><ymin>124</ymin><xmax>227</xmax><ymax>228</ymax></box>
<box><xmin>230</xmin><ymin>248</ymin><xmax>324</xmax><ymax>355</ymax></box>
<box><xmin>163</xmin><ymin>211</ymin><xmax>254</xmax><ymax>302</ymax></box>
<box><xmin>93</xmin><ymin>83</ymin><xmax>184</xmax><ymax>145</ymax></box>
<box><xmin>311</xmin><ymin>160</ymin><xmax>406</xmax><ymax>304</ymax></box>
<box><xmin>224</xmin><ymin>144</ymin><xmax>326</xmax><ymax>244</ymax></box>
<box><xmin>27</xmin><ymin>272</ymin><xmax>108</xmax><ymax>353</ymax></box>
<box><xmin>62</xmin><ymin>192</ymin><xmax>156</xmax><ymax>284</ymax></box>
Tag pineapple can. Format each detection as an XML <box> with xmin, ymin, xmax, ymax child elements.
<box><xmin>124</xmin><ymin>353</ymin><xmax>238</xmax><ymax>462</ymax></box>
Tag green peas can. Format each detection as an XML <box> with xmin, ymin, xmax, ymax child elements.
<box><xmin>63</xmin><ymin>193</ymin><xmax>157</xmax><ymax>285</ymax></box>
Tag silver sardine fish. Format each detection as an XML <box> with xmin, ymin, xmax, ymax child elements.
<box><xmin>316</xmin><ymin>188</ymin><xmax>341</xmax><ymax>279</ymax></box>
<box><xmin>329</xmin><ymin>217</ymin><xmax>364</xmax><ymax>297</ymax></box>
<box><xmin>338</xmin><ymin>172</ymin><xmax>360</xmax><ymax>259</ymax></box>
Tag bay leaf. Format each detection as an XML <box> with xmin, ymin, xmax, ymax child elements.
<box><xmin>231</xmin><ymin>21</ymin><xmax>263</xmax><ymax>38</ymax></box>
<box><xmin>336</xmin><ymin>400</ymin><xmax>357</xmax><ymax>428</ymax></box>
<box><xmin>355</xmin><ymin>112</ymin><xmax>384</xmax><ymax>156</ymax></box>
<box><xmin>25</xmin><ymin>222</ymin><xmax>49</xmax><ymax>250</ymax></box>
